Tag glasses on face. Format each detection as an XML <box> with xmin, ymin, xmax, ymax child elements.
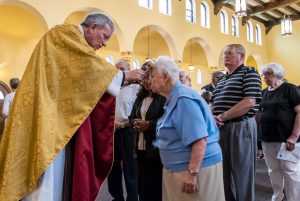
<box><xmin>223</xmin><ymin>51</ymin><xmax>241</xmax><ymax>57</ymax></box>
<box><xmin>216</xmin><ymin>76</ymin><xmax>223</xmax><ymax>81</ymax></box>
<box><xmin>262</xmin><ymin>72</ymin><xmax>273</xmax><ymax>77</ymax></box>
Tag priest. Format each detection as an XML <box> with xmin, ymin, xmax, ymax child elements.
<box><xmin>0</xmin><ymin>13</ymin><xmax>145</xmax><ymax>201</ymax></box>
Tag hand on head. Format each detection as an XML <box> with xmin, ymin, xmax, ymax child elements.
<box><xmin>123</xmin><ymin>69</ymin><xmax>146</xmax><ymax>85</ymax></box>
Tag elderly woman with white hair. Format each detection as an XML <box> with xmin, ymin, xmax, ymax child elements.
<box><xmin>178</xmin><ymin>69</ymin><xmax>188</xmax><ymax>85</ymax></box>
<box><xmin>149</xmin><ymin>56</ymin><xmax>225</xmax><ymax>201</ymax></box>
<box><xmin>259</xmin><ymin>63</ymin><xmax>300</xmax><ymax>201</ymax></box>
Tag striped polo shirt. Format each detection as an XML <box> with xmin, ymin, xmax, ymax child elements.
<box><xmin>212</xmin><ymin>64</ymin><xmax>262</xmax><ymax>117</ymax></box>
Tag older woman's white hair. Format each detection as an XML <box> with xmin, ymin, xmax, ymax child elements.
<box><xmin>262</xmin><ymin>63</ymin><xmax>285</xmax><ymax>79</ymax></box>
<box><xmin>179</xmin><ymin>69</ymin><xmax>188</xmax><ymax>77</ymax></box>
<box><xmin>154</xmin><ymin>56</ymin><xmax>179</xmax><ymax>81</ymax></box>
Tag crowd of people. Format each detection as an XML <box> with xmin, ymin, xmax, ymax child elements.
<box><xmin>0</xmin><ymin>12</ymin><xmax>300</xmax><ymax>201</ymax></box>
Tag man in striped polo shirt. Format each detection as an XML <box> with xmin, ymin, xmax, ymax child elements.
<box><xmin>211</xmin><ymin>44</ymin><xmax>262</xmax><ymax>201</ymax></box>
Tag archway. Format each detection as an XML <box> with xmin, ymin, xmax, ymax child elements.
<box><xmin>0</xmin><ymin>0</ymin><xmax>48</xmax><ymax>83</ymax></box>
<box><xmin>246</xmin><ymin>53</ymin><xmax>264</xmax><ymax>73</ymax></box>
<box><xmin>182</xmin><ymin>37</ymin><xmax>213</xmax><ymax>92</ymax></box>
<box><xmin>246</xmin><ymin>56</ymin><xmax>258</xmax><ymax>69</ymax></box>
<box><xmin>133</xmin><ymin>25</ymin><xmax>177</xmax><ymax>67</ymax></box>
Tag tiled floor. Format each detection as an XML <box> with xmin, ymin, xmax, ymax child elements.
<box><xmin>96</xmin><ymin>158</ymin><xmax>274</xmax><ymax>201</ymax></box>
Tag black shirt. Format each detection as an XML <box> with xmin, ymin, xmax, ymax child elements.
<box><xmin>201</xmin><ymin>83</ymin><xmax>215</xmax><ymax>93</ymax></box>
<box><xmin>212</xmin><ymin>64</ymin><xmax>262</xmax><ymax>117</ymax></box>
<box><xmin>259</xmin><ymin>82</ymin><xmax>300</xmax><ymax>142</ymax></box>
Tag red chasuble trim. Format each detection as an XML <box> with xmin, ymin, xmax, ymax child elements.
<box><xmin>72</xmin><ymin>92</ymin><xmax>115</xmax><ymax>201</ymax></box>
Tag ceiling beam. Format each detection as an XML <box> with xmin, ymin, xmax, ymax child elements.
<box><xmin>212</xmin><ymin>0</ymin><xmax>300</xmax><ymax>34</ymax></box>
<box><xmin>211</xmin><ymin>0</ymin><xmax>224</xmax><ymax>15</ymax></box>
<box><xmin>223</xmin><ymin>3</ymin><xmax>255</xmax><ymax>16</ymax></box>
<box><xmin>223</xmin><ymin>2</ymin><xmax>269</xmax><ymax>26</ymax></box>
<box><xmin>251</xmin><ymin>0</ymin><xmax>300</xmax><ymax>15</ymax></box>
<box><xmin>223</xmin><ymin>3</ymin><xmax>234</xmax><ymax>11</ymax></box>
<box><xmin>250</xmin><ymin>15</ymin><xmax>267</xmax><ymax>24</ymax></box>
<box><xmin>265</xmin><ymin>14</ymin><xmax>300</xmax><ymax>33</ymax></box>
<box><xmin>261</xmin><ymin>12</ymin><xmax>278</xmax><ymax>22</ymax></box>
<box><xmin>284</xmin><ymin>5</ymin><xmax>300</xmax><ymax>15</ymax></box>
<box><xmin>251</xmin><ymin>0</ymin><xmax>265</xmax><ymax>6</ymax></box>
<box><xmin>271</xmin><ymin>9</ymin><xmax>286</xmax><ymax>18</ymax></box>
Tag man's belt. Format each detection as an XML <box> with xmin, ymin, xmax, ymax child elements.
<box><xmin>224</xmin><ymin>116</ymin><xmax>249</xmax><ymax>124</ymax></box>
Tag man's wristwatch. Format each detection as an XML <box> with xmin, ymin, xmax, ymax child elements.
<box><xmin>187</xmin><ymin>169</ymin><xmax>199</xmax><ymax>177</ymax></box>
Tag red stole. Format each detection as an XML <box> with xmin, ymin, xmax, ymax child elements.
<box><xmin>71</xmin><ymin>92</ymin><xmax>115</xmax><ymax>201</ymax></box>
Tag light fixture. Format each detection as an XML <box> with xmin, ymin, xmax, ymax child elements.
<box><xmin>120</xmin><ymin>50</ymin><xmax>132</xmax><ymax>62</ymax></box>
<box><xmin>281</xmin><ymin>14</ymin><xmax>292</xmax><ymax>37</ymax></box>
<box><xmin>235</xmin><ymin>0</ymin><xmax>247</xmax><ymax>17</ymax></box>
<box><xmin>146</xmin><ymin>27</ymin><xmax>152</xmax><ymax>61</ymax></box>
<box><xmin>189</xmin><ymin>39</ymin><xmax>194</xmax><ymax>72</ymax></box>
<box><xmin>188</xmin><ymin>65</ymin><xmax>195</xmax><ymax>71</ymax></box>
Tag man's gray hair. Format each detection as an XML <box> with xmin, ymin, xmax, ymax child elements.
<box><xmin>115</xmin><ymin>59</ymin><xmax>130</xmax><ymax>71</ymax></box>
<box><xmin>262</xmin><ymin>63</ymin><xmax>285</xmax><ymax>79</ymax></box>
<box><xmin>225</xmin><ymin>44</ymin><xmax>245</xmax><ymax>55</ymax></box>
<box><xmin>154</xmin><ymin>56</ymin><xmax>179</xmax><ymax>81</ymax></box>
<box><xmin>212</xmin><ymin>70</ymin><xmax>224</xmax><ymax>78</ymax></box>
<box><xmin>81</xmin><ymin>13</ymin><xmax>115</xmax><ymax>33</ymax></box>
<box><xmin>179</xmin><ymin>69</ymin><xmax>188</xmax><ymax>77</ymax></box>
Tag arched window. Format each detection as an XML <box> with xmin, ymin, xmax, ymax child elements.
<box><xmin>231</xmin><ymin>15</ymin><xmax>239</xmax><ymax>37</ymax></box>
<box><xmin>159</xmin><ymin>0</ymin><xmax>172</xmax><ymax>15</ymax></box>
<box><xmin>186</xmin><ymin>0</ymin><xmax>196</xmax><ymax>23</ymax></box>
<box><xmin>0</xmin><ymin>91</ymin><xmax>4</xmax><ymax>99</ymax></box>
<box><xmin>255</xmin><ymin>24</ymin><xmax>262</xmax><ymax>45</ymax></box>
<box><xmin>220</xmin><ymin>10</ymin><xmax>229</xmax><ymax>34</ymax></box>
<box><xmin>246</xmin><ymin>21</ymin><xmax>254</xmax><ymax>42</ymax></box>
<box><xmin>197</xmin><ymin>69</ymin><xmax>202</xmax><ymax>84</ymax></box>
<box><xmin>139</xmin><ymin>0</ymin><xmax>153</xmax><ymax>9</ymax></box>
<box><xmin>105</xmin><ymin>56</ymin><xmax>114</xmax><ymax>64</ymax></box>
<box><xmin>133</xmin><ymin>60</ymin><xmax>140</xmax><ymax>69</ymax></box>
<box><xmin>200</xmin><ymin>1</ymin><xmax>210</xmax><ymax>28</ymax></box>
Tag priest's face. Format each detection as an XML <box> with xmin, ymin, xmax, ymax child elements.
<box><xmin>85</xmin><ymin>23</ymin><xmax>113</xmax><ymax>50</ymax></box>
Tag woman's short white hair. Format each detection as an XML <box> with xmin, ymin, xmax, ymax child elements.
<box><xmin>154</xmin><ymin>56</ymin><xmax>179</xmax><ymax>81</ymax></box>
<box><xmin>262</xmin><ymin>63</ymin><xmax>285</xmax><ymax>79</ymax></box>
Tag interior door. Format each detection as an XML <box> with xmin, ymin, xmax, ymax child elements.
<box><xmin>0</xmin><ymin>81</ymin><xmax>11</xmax><ymax>137</ymax></box>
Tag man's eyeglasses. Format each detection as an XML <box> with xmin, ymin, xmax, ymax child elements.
<box><xmin>216</xmin><ymin>76</ymin><xmax>224</xmax><ymax>81</ymax></box>
<box><xmin>262</xmin><ymin>72</ymin><xmax>273</xmax><ymax>77</ymax></box>
<box><xmin>223</xmin><ymin>51</ymin><xmax>242</xmax><ymax>57</ymax></box>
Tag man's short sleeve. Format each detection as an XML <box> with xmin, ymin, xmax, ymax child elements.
<box><xmin>243</xmin><ymin>67</ymin><xmax>262</xmax><ymax>100</ymax></box>
<box><xmin>287</xmin><ymin>84</ymin><xmax>300</xmax><ymax>107</ymax></box>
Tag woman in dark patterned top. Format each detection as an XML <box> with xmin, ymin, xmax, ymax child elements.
<box><xmin>129</xmin><ymin>61</ymin><xmax>166</xmax><ymax>201</ymax></box>
<box><xmin>259</xmin><ymin>63</ymin><xmax>300</xmax><ymax>201</ymax></box>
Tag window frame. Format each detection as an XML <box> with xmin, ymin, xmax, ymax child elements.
<box><xmin>200</xmin><ymin>1</ymin><xmax>210</xmax><ymax>28</ymax></box>
<box><xmin>159</xmin><ymin>0</ymin><xmax>172</xmax><ymax>15</ymax></box>
<box><xmin>246</xmin><ymin>21</ymin><xmax>254</xmax><ymax>42</ymax></box>
<box><xmin>220</xmin><ymin>9</ymin><xmax>229</xmax><ymax>34</ymax></box>
<box><xmin>186</xmin><ymin>0</ymin><xmax>196</xmax><ymax>23</ymax></box>
<box><xmin>105</xmin><ymin>56</ymin><xmax>114</xmax><ymax>64</ymax></box>
<box><xmin>255</xmin><ymin>24</ymin><xmax>262</xmax><ymax>45</ymax></box>
<box><xmin>231</xmin><ymin>15</ymin><xmax>239</xmax><ymax>37</ymax></box>
<box><xmin>197</xmin><ymin>69</ymin><xmax>202</xmax><ymax>84</ymax></box>
<box><xmin>133</xmin><ymin>59</ymin><xmax>140</xmax><ymax>69</ymax></box>
<box><xmin>139</xmin><ymin>0</ymin><xmax>153</xmax><ymax>9</ymax></box>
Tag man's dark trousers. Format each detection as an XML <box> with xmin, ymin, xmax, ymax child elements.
<box><xmin>108</xmin><ymin>127</ymin><xmax>138</xmax><ymax>201</ymax></box>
